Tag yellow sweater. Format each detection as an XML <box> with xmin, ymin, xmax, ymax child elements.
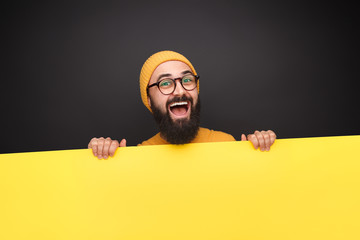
<box><xmin>139</xmin><ymin>127</ymin><xmax>235</xmax><ymax>146</ymax></box>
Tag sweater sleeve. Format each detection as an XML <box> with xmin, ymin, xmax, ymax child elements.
<box><xmin>137</xmin><ymin>133</ymin><xmax>168</xmax><ymax>146</ymax></box>
<box><xmin>209</xmin><ymin>130</ymin><xmax>236</xmax><ymax>142</ymax></box>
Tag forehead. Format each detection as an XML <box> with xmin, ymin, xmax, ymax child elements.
<box><xmin>150</xmin><ymin>61</ymin><xmax>192</xmax><ymax>83</ymax></box>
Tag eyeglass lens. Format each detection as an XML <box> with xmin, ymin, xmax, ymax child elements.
<box><xmin>158</xmin><ymin>75</ymin><xmax>197</xmax><ymax>94</ymax></box>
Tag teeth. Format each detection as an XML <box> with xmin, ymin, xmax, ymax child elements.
<box><xmin>170</xmin><ymin>101</ymin><xmax>188</xmax><ymax>107</ymax></box>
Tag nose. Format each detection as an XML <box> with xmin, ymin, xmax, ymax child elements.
<box><xmin>172</xmin><ymin>79</ymin><xmax>186</xmax><ymax>96</ymax></box>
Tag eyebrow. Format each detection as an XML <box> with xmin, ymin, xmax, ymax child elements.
<box><xmin>157</xmin><ymin>70</ymin><xmax>194</xmax><ymax>82</ymax></box>
<box><xmin>181</xmin><ymin>70</ymin><xmax>193</xmax><ymax>75</ymax></box>
<box><xmin>157</xmin><ymin>73</ymin><xmax>172</xmax><ymax>82</ymax></box>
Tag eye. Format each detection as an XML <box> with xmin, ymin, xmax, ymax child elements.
<box><xmin>182</xmin><ymin>75</ymin><xmax>195</xmax><ymax>84</ymax></box>
<box><xmin>159</xmin><ymin>79</ymin><xmax>173</xmax><ymax>88</ymax></box>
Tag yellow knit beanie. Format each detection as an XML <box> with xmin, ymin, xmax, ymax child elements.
<box><xmin>139</xmin><ymin>50</ymin><xmax>198</xmax><ymax>112</ymax></box>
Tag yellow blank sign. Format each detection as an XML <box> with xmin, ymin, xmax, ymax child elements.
<box><xmin>1</xmin><ymin>136</ymin><xmax>360</xmax><ymax>239</ymax></box>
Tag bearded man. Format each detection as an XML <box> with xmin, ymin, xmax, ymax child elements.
<box><xmin>88</xmin><ymin>51</ymin><xmax>276</xmax><ymax>159</ymax></box>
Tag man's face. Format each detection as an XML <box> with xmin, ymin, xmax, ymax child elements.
<box><xmin>147</xmin><ymin>61</ymin><xmax>200</xmax><ymax>144</ymax></box>
<box><xmin>147</xmin><ymin>61</ymin><xmax>199</xmax><ymax>121</ymax></box>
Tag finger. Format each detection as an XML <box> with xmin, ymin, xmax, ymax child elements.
<box><xmin>241</xmin><ymin>134</ymin><xmax>247</xmax><ymax>141</ymax></box>
<box><xmin>119</xmin><ymin>138</ymin><xmax>127</xmax><ymax>147</ymax></box>
<box><xmin>109</xmin><ymin>140</ymin><xmax>119</xmax><ymax>157</ymax></box>
<box><xmin>247</xmin><ymin>134</ymin><xmax>259</xmax><ymax>149</ymax></box>
<box><xmin>268</xmin><ymin>130</ymin><xmax>277</xmax><ymax>146</ymax></box>
<box><xmin>261</xmin><ymin>130</ymin><xmax>271</xmax><ymax>151</ymax></box>
<box><xmin>255</xmin><ymin>130</ymin><xmax>266</xmax><ymax>151</ymax></box>
<box><xmin>88</xmin><ymin>137</ymin><xmax>96</xmax><ymax>149</ymax></box>
<box><xmin>97</xmin><ymin>137</ymin><xmax>105</xmax><ymax>159</ymax></box>
<box><xmin>90</xmin><ymin>138</ymin><xmax>98</xmax><ymax>157</ymax></box>
<box><xmin>102</xmin><ymin>137</ymin><xmax>112</xmax><ymax>159</ymax></box>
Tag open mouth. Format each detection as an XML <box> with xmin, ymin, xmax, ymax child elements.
<box><xmin>168</xmin><ymin>101</ymin><xmax>190</xmax><ymax>117</ymax></box>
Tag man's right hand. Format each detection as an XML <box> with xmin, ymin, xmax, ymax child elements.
<box><xmin>88</xmin><ymin>137</ymin><xmax>126</xmax><ymax>159</ymax></box>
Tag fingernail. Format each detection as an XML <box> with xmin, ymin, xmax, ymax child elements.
<box><xmin>104</xmin><ymin>155</ymin><xmax>108</xmax><ymax>159</ymax></box>
<box><xmin>98</xmin><ymin>155</ymin><xmax>102</xmax><ymax>159</ymax></box>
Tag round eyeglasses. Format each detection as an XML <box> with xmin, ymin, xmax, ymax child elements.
<box><xmin>147</xmin><ymin>74</ymin><xmax>200</xmax><ymax>95</ymax></box>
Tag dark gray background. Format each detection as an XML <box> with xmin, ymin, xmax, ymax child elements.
<box><xmin>1</xmin><ymin>0</ymin><xmax>358</xmax><ymax>153</ymax></box>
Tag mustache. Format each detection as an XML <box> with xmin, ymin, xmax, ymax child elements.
<box><xmin>166</xmin><ymin>95</ymin><xmax>193</xmax><ymax>108</ymax></box>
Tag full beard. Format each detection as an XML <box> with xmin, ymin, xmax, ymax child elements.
<box><xmin>150</xmin><ymin>95</ymin><xmax>201</xmax><ymax>144</ymax></box>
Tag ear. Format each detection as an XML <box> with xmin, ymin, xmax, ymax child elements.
<box><xmin>147</xmin><ymin>96</ymin><xmax>151</xmax><ymax>108</ymax></box>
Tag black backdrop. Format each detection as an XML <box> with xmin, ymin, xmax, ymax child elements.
<box><xmin>1</xmin><ymin>0</ymin><xmax>358</xmax><ymax>154</ymax></box>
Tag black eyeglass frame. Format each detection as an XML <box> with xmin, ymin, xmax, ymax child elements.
<box><xmin>147</xmin><ymin>74</ymin><xmax>200</xmax><ymax>95</ymax></box>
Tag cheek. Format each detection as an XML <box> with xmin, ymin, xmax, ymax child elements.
<box><xmin>150</xmin><ymin>92</ymin><xmax>168</xmax><ymax>112</ymax></box>
<box><xmin>189</xmin><ymin>91</ymin><xmax>199</xmax><ymax>105</ymax></box>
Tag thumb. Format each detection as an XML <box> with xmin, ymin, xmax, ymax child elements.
<box><xmin>241</xmin><ymin>134</ymin><xmax>247</xmax><ymax>141</ymax></box>
<box><xmin>119</xmin><ymin>138</ymin><xmax>127</xmax><ymax>147</ymax></box>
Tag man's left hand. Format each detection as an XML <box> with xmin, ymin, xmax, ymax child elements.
<box><xmin>241</xmin><ymin>130</ymin><xmax>276</xmax><ymax>151</ymax></box>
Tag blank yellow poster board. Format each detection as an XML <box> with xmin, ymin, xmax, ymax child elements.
<box><xmin>1</xmin><ymin>136</ymin><xmax>360</xmax><ymax>240</ymax></box>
